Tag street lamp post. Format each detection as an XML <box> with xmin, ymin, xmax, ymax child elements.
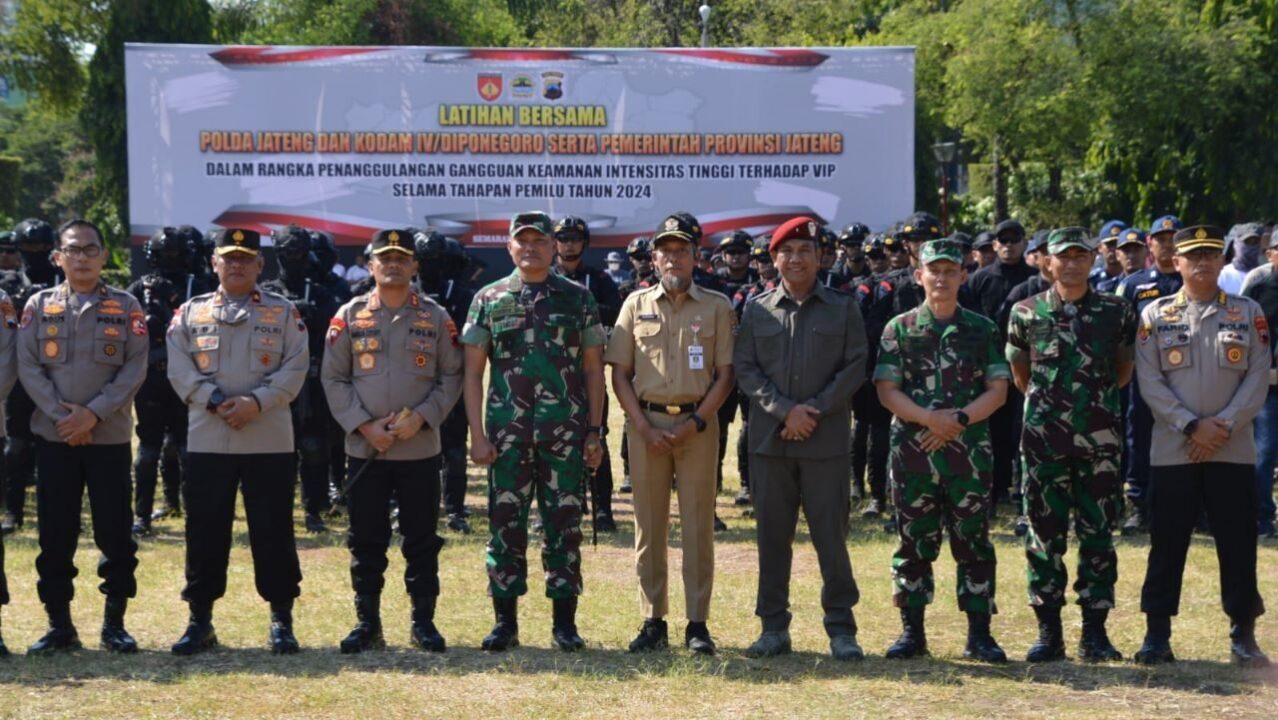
<box><xmin>932</xmin><ymin>141</ymin><xmax>957</xmax><ymax>234</ymax></box>
<box><xmin>699</xmin><ymin>4</ymin><xmax>712</xmax><ymax>48</ymax></box>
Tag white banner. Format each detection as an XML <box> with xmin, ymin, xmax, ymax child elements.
<box><xmin>125</xmin><ymin>44</ymin><xmax>915</xmax><ymax>248</ymax></box>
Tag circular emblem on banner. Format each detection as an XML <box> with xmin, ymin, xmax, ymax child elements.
<box><xmin>1167</xmin><ymin>348</ymin><xmax>1184</xmax><ymax>366</ymax></box>
<box><xmin>43</xmin><ymin>340</ymin><xmax>58</xmax><ymax>358</ymax></box>
<box><xmin>1227</xmin><ymin>346</ymin><xmax>1243</xmax><ymax>364</ymax></box>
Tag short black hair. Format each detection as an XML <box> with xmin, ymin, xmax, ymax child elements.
<box><xmin>56</xmin><ymin>218</ymin><xmax>105</xmax><ymax>247</ymax></box>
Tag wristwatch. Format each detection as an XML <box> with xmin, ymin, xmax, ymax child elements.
<box><xmin>955</xmin><ymin>410</ymin><xmax>970</xmax><ymax>427</ymax></box>
<box><xmin>689</xmin><ymin>413</ymin><xmax>708</xmax><ymax>433</ymax></box>
<box><xmin>206</xmin><ymin>389</ymin><xmax>226</xmax><ymax>413</ymax></box>
<box><xmin>1183</xmin><ymin>418</ymin><xmax>1199</xmax><ymax>437</ymax></box>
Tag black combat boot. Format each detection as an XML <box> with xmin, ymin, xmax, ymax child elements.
<box><xmin>269</xmin><ymin>600</ymin><xmax>300</xmax><ymax>654</ymax></box>
<box><xmin>101</xmin><ymin>597</ymin><xmax>138</xmax><ymax>653</ymax></box>
<box><xmin>410</xmin><ymin>595</ymin><xmax>446</xmax><ymax>652</ymax></box>
<box><xmin>1078</xmin><ymin>607</ymin><xmax>1122</xmax><ymax>662</ymax></box>
<box><xmin>28</xmin><ymin>603</ymin><xmax>82</xmax><ymax>655</ymax></box>
<box><xmin>885</xmin><ymin>606</ymin><xmax>928</xmax><ymax>659</ymax></box>
<box><xmin>172</xmin><ymin>601</ymin><xmax>218</xmax><ymax>655</ymax></box>
<box><xmin>339</xmin><ymin>594</ymin><xmax>384</xmax><ymax>654</ymax></box>
<box><xmin>1025</xmin><ymin>605</ymin><xmax>1066</xmax><ymax>662</ymax></box>
<box><xmin>1229</xmin><ymin>617</ymin><xmax>1271</xmax><ymax>668</ymax></box>
<box><xmin>962</xmin><ymin>612</ymin><xmax>1007</xmax><ymax>663</ymax></box>
<box><xmin>1134</xmin><ymin>614</ymin><xmax>1175</xmax><ymax>665</ymax></box>
<box><xmin>628</xmin><ymin>618</ymin><xmax>669</xmax><ymax>652</ymax></box>
<box><xmin>481</xmin><ymin>597</ymin><xmax>519</xmax><ymax>651</ymax></box>
<box><xmin>551</xmin><ymin>597</ymin><xmax>585</xmax><ymax>652</ymax></box>
<box><xmin>0</xmin><ymin>610</ymin><xmax>9</xmax><ymax>658</ymax></box>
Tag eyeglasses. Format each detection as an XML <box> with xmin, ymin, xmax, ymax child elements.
<box><xmin>59</xmin><ymin>244</ymin><xmax>103</xmax><ymax>258</ymax></box>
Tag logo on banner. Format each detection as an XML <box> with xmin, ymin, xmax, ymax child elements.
<box><xmin>542</xmin><ymin>71</ymin><xmax>564</xmax><ymax>100</ymax></box>
<box><xmin>477</xmin><ymin>73</ymin><xmax>503</xmax><ymax>102</ymax></box>
<box><xmin>511</xmin><ymin>73</ymin><xmax>535</xmax><ymax>98</ymax></box>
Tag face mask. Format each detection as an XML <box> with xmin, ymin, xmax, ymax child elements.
<box><xmin>1236</xmin><ymin>241</ymin><xmax>1261</xmax><ymax>271</ymax></box>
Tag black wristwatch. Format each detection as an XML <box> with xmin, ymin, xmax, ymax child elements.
<box><xmin>1183</xmin><ymin>419</ymin><xmax>1199</xmax><ymax>437</ymax></box>
<box><xmin>955</xmin><ymin>410</ymin><xmax>970</xmax><ymax>428</ymax></box>
<box><xmin>689</xmin><ymin>413</ymin><xmax>708</xmax><ymax>433</ymax></box>
<box><xmin>206</xmin><ymin>389</ymin><xmax>226</xmax><ymax>413</ymax></box>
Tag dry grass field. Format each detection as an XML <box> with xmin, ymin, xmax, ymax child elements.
<box><xmin>0</xmin><ymin>400</ymin><xmax>1274</xmax><ymax>719</ymax></box>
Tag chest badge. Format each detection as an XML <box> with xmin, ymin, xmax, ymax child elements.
<box><xmin>415</xmin><ymin>353</ymin><xmax>428</xmax><ymax>368</ymax></box>
<box><xmin>1227</xmin><ymin>346</ymin><xmax>1244</xmax><ymax>364</ymax></box>
<box><xmin>104</xmin><ymin>343</ymin><xmax>118</xmax><ymax>357</ymax></box>
<box><xmin>43</xmin><ymin>340</ymin><xmax>58</xmax><ymax>358</ymax></box>
<box><xmin>196</xmin><ymin>352</ymin><xmax>211</xmax><ymax>370</ymax></box>
<box><xmin>359</xmin><ymin>353</ymin><xmax>376</xmax><ymax>371</ymax></box>
<box><xmin>1167</xmin><ymin>348</ymin><xmax>1184</xmax><ymax>366</ymax></box>
<box><xmin>46</xmin><ymin>325</ymin><xmax>58</xmax><ymax>337</ymax></box>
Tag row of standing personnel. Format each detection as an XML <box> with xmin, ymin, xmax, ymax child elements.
<box><xmin>0</xmin><ymin>213</ymin><xmax>1267</xmax><ymax>667</ymax></box>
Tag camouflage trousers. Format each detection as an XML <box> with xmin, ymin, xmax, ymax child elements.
<box><xmin>485</xmin><ymin>441</ymin><xmax>585</xmax><ymax>600</ymax></box>
<box><xmin>890</xmin><ymin>443</ymin><xmax>997</xmax><ymax>613</ymax></box>
<box><xmin>1022</xmin><ymin>450</ymin><xmax>1122</xmax><ymax>609</ymax></box>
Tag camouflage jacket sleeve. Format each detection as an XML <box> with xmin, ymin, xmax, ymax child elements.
<box><xmin>413</xmin><ymin>303</ymin><xmax>464</xmax><ymax>429</ymax></box>
<box><xmin>579</xmin><ymin>289</ymin><xmax>606</xmax><ymax>348</ymax></box>
<box><xmin>1116</xmin><ymin>300</ymin><xmax>1137</xmax><ymax>365</ymax></box>
<box><xmin>1004</xmin><ymin>303</ymin><xmax>1031</xmax><ymax>364</ymax></box>
<box><xmin>249</xmin><ymin>299</ymin><xmax>309</xmax><ymax>412</ymax></box>
<box><xmin>873</xmin><ymin>316</ymin><xmax>904</xmax><ymax>384</ymax></box>
<box><xmin>85</xmin><ymin>293</ymin><xmax>150</xmax><ymax>421</ymax></box>
<box><xmin>320</xmin><ymin>302</ymin><xmax>374</xmax><ymax>434</ymax></box>
<box><xmin>460</xmin><ymin>291</ymin><xmax>491</xmax><ymax>349</ymax></box>
<box><xmin>602</xmin><ymin>292</ymin><xmax>637</xmax><ymax>367</ymax></box>
<box><xmin>983</xmin><ymin>315</ymin><xmax>1013</xmax><ymax>380</ymax></box>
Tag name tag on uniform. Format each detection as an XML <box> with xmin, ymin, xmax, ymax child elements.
<box><xmin>688</xmin><ymin>344</ymin><xmax>704</xmax><ymax>370</ymax></box>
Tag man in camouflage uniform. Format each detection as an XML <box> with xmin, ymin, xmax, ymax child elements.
<box><xmin>462</xmin><ymin>211</ymin><xmax>605</xmax><ymax>652</ymax></box>
<box><xmin>874</xmin><ymin>240</ymin><xmax>1010</xmax><ymax>662</ymax></box>
<box><xmin>0</xmin><ymin>286</ymin><xmax>16</xmax><ymax>655</ymax></box>
<box><xmin>1006</xmin><ymin>227</ymin><xmax>1136</xmax><ymax>663</ymax></box>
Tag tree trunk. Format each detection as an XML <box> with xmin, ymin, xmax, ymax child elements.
<box><xmin>992</xmin><ymin>139</ymin><xmax>1009</xmax><ymax>222</ymax></box>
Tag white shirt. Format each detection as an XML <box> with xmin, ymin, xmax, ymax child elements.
<box><xmin>344</xmin><ymin>265</ymin><xmax>370</xmax><ymax>283</ymax></box>
<box><xmin>1218</xmin><ymin>264</ymin><xmax>1250</xmax><ymax>296</ymax></box>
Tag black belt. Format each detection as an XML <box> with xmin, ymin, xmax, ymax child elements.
<box><xmin>640</xmin><ymin>400</ymin><xmax>698</xmax><ymax>416</ymax></box>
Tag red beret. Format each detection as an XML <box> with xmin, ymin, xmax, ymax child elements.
<box><xmin>769</xmin><ymin>216</ymin><xmax>820</xmax><ymax>255</ymax></box>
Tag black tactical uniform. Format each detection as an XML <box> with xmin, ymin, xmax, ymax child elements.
<box><xmin>415</xmin><ymin>231</ymin><xmax>476</xmax><ymax>533</ymax></box>
<box><xmin>711</xmin><ymin>230</ymin><xmax>759</xmax><ymax>506</ymax></box>
<box><xmin>852</xmin><ymin>234</ymin><xmax>898</xmax><ymax>517</ymax></box>
<box><xmin>262</xmin><ymin>225</ymin><xmax>341</xmax><ymax>533</ymax></box>
<box><xmin>553</xmin><ymin>216</ymin><xmax>622</xmax><ymax>532</ymax></box>
<box><xmin>3</xmin><ymin>219</ymin><xmax>61</xmax><ymax>534</ymax></box>
<box><xmin>617</xmin><ymin>236</ymin><xmax>658</xmax><ymax>492</ymax></box>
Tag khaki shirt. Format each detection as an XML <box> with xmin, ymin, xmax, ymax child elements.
<box><xmin>17</xmin><ymin>282</ymin><xmax>149</xmax><ymax>445</ymax></box>
<box><xmin>734</xmin><ymin>282</ymin><xmax>868</xmax><ymax>459</ymax></box>
<box><xmin>1136</xmin><ymin>289</ymin><xmax>1270</xmax><ymax>466</ymax></box>
<box><xmin>167</xmin><ymin>287</ymin><xmax>308</xmax><ymax>454</ymax></box>
<box><xmin>0</xmin><ymin>290</ymin><xmax>18</xmax><ymax>437</ymax></box>
<box><xmin>603</xmin><ymin>282</ymin><xmax>734</xmax><ymax>404</ymax></box>
<box><xmin>321</xmin><ymin>289</ymin><xmax>463</xmax><ymax>460</ymax></box>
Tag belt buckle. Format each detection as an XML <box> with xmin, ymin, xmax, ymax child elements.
<box><xmin>665</xmin><ymin>404</ymin><xmax>682</xmax><ymax>416</ymax></box>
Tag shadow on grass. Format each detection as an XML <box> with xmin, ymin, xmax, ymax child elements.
<box><xmin>1</xmin><ymin>643</ymin><xmax>1274</xmax><ymax>694</ymax></box>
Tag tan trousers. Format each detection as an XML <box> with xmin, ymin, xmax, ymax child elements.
<box><xmin>628</xmin><ymin>409</ymin><xmax>719</xmax><ymax>622</ymax></box>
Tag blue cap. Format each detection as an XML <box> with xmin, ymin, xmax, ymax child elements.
<box><xmin>1117</xmin><ymin>228</ymin><xmax>1146</xmax><ymax>248</ymax></box>
<box><xmin>1097</xmin><ymin>219</ymin><xmax>1128</xmax><ymax>244</ymax></box>
<box><xmin>1149</xmin><ymin>215</ymin><xmax>1182</xmax><ymax>236</ymax></box>
<box><xmin>1027</xmin><ymin>229</ymin><xmax>1051</xmax><ymax>254</ymax></box>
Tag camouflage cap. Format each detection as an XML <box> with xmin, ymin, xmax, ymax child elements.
<box><xmin>918</xmin><ymin>239</ymin><xmax>965</xmax><ymax>266</ymax></box>
<box><xmin>1046</xmin><ymin>227</ymin><xmax>1095</xmax><ymax>255</ymax></box>
<box><xmin>509</xmin><ymin>211</ymin><xmax>554</xmax><ymax>238</ymax></box>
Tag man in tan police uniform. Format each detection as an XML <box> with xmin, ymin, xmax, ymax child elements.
<box><xmin>606</xmin><ymin>212</ymin><xmax>736</xmax><ymax>655</ymax></box>
<box><xmin>322</xmin><ymin>229</ymin><xmax>463</xmax><ymax>653</ymax></box>
<box><xmin>18</xmin><ymin>219</ymin><xmax>149</xmax><ymax>655</ymax></box>
<box><xmin>166</xmin><ymin>227</ymin><xmax>309</xmax><ymax>655</ymax></box>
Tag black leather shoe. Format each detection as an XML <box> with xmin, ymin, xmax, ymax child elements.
<box><xmin>1134</xmin><ymin>614</ymin><xmax>1175</xmax><ymax>665</ymax></box>
<box><xmin>551</xmin><ymin>597</ymin><xmax>585</xmax><ymax>652</ymax></box>
<box><xmin>963</xmin><ymin>612</ymin><xmax>1007</xmax><ymax>663</ymax></box>
<box><xmin>1025</xmin><ymin>605</ymin><xmax>1066</xmax><ymax>662</ymax></box>
<box><xmin>28</xmin><ymin>604</ymin><xmax>81</xmax><ymax>655</ymax></box>
<box><xmin>628</xmin><ymin>618</ymin><xmax>669</xmax><ymax>652</ymax></box>
<box><xmin>593</xmin><ymin>513</ymin><xmax>617</xmax><ymax>533</ymax></box>
<box><xmin>886</xmin><ymin>606</ymin><xmax>928</xmax><ymax>659</ymax></box>
<box><xmin>340</xmin><ymin>594</ymin><xmax>385</xmax><ymax>654</ymax></box>
<box><xmin>684</xmin><ymin>622</ymin><xmax>716</xmax><ymax>655</ymax></box>
<box><xmin>131</xmin><ymin>518</ymin><xmax>152</xmax><ymax>537</ymax></box>
<box><xmin>304</xmin><ymin>512</ymin><xmax>328</xmax><ymax>534</ymax></box>
<box><xmin>269</xmin><ymin>601</ymin><xmax>300</xmax><ymax>654</ymax></box>
<box><xmin>445</xmin><ymin>514</ymin><xmax>472</xmax><ymax>534</ymax></box>
<box><xmin>713</xmin><ymin>515</ymin><xmax>727</xmax><ymax>532</ymax></box>
<box><xmin>481</xmin><ymin>597</ymin><xmax>519</xmax><ymax>651</ymax></box>
<box><xmin>172</xmin><ymin>602</ymin><xmax>218</xmax><ymax>656</ymax></box>
<box><xmin>101</xmin><ymin>597</ymin><xmax>138</xmax><ymax>653</ymax></box>
<box><xmin>1078</xmin><ymin>608</ymin><xmax>1122</xmax><ymax>662</ymax></box>
<box><xmin>410</xmin><ymin>595</ymin><xmax>446</xmax><ymax>652</ymax></box>
<box><xmin>1230</xmin><ymin>618</ymin><xmax>1271</xmax><ymax>668</ymax></box>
